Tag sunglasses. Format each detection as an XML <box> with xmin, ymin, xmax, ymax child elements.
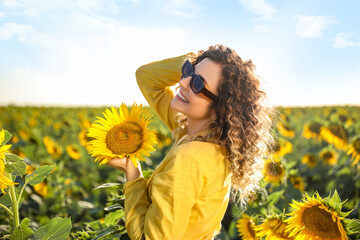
<box><xmin>181</xmin><ymin>60</ymin><xmax>218</xmax><ymax>102</ymax></box>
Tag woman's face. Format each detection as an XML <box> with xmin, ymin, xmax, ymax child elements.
<box><xmin>170</xmin><ymin>57</ymin><xmax>222</xmax><ymax>122</ymax></box>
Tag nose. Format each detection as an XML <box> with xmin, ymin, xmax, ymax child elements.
<box><xmin>179</xmin><ymin>75</ymin><xmax>191</xmax><ymax>91</ymax></box>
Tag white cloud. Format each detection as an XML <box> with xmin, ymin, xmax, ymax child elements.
<box><xmin>254</xmin><ymin>24</ymin><xmax>271</xmax><ymax>32</ymax></box>
<box><xmin>0</xmin><ymin>10</ymin><xmax>192</xmax><ymax>106</ymax></box>
<box><xmin>0</xmin><ymin>22</ymin><xmax>36</xmax><ymax>41</ymax></box>
<box><xmin>238</xmin><ymin>0</ymin><xmax>278</xmax><ymax>21</ymax></box>
<box><xmin>333</xmin><ymin>32</ymin><xmax>360</xmax><ymax>49</ymax></box>
<box><xmin>161</xmin><ymin>0</ymin><xmax>200</xmax><ymax>18</ymax></box>
<box><xmin>2</xmin><ymin>0</ymin><xmax>119</xmax><ymax>17</ymax></box>
<box><xmin>295</xmin><ymin>15</ymin><xmax>338</xmax><ymax>38</ymax></box>
<box><xmin>0</xmin><ymin>12</ymin><xmax>5</xmax><ymax>17</ymax></box>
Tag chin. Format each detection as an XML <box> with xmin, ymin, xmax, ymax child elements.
<box><xmin>170</xmin><ymin>98</ymin><xmax>184</xmax><ymax>114</ymax></box>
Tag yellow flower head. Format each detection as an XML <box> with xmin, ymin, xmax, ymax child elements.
<box><xmin>277</xmin><ymin>122</ymin><xmax>295</xmax><ymax>138</ymax></box>
<box><xmin>320</xmin><ymin>124</ymin><xmax>348</xmax><ymax>150</ymax></box>
<box><xmin>301</xmin><ymin>154</ymin><xmax>317</xmax><ymax>168</ymax></box>
<box><xmin>236</xmin><ymin>214</ymin><xmax>258</xmax><ymax>240</ymax></box>
<box><xmin>0</xmin><ymin>129</ymin><xmax>12</xmax><ymax>160</ymax></box>
<box><xmin>43</xmin><ymin>136</ymin><xmax>62</xmax><ymax>159</ymax></box>
<box><xmin>0</xmin><ymin>129</ymin><xmax>17</xmax><ymax>193</ymax></box>
<box><xmin>263</xmin><ymin>158</ymin><xmax>285</xmax><ymax>184</ymax></box>
<box><xmin>302</xmin><ymin>122</ymin><xmax>323</xmax><ymax>141</ymax></box>
<box><xmin>78</xmin><ymin>130</ymin><xmax>89</xmax><ymax>147</ymax></box>
<box><xmin>255</xmin><ymin>217</ymin><xmax>293</xmax><ymax>240</ymax></box>
<box><xmin>66</xmin><ymin>144</ymin><xmax>81</xmax><ymax>160</ymax></box>
<box><xmin>270</xmin><ymin>138</ymin><xmax>293</xmax><ymax>158</ymax></box>
<box><xmin>319</xmin><ymin>148</ymin><xmax>338</xmax><ymax>166</ymax></box>
<box><xmin>347</xmin><ymin>138</ymin><xmax>360</xmax><ymax>166</ymax></box>
<box><xmin>289</xmin><ymin>175</ymin><xmax>306</xmax><ymax>192</ymax></box>
<box><xmin>87</xmin><ymin>103</ymin><xmax>157</xmax><ymax>167</ymax></box>
<box><xmin>285</xmin><ymin>192</ymin><xmax>347</xmax><ymax>240</ymax></box>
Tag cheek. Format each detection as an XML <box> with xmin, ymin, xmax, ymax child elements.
<box><xmin>189</xmin><ymin>98</ymin><xmax>212</xmax><ymax>119</ymax></box>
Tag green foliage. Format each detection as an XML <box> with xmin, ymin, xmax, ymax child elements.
<box><xmin>25</xmin><ymin>164</ymin><xmax>55</xmax><ymax>186</ymax></box>
<box><xmin>1</xmin><ymin>105</ymin><xmax>360</xmax><ymax>239</ymax></box>
<box><xmin>10</xmin><ymin>218</ymin><xmax>34</xmax><ymax>240</ymax></box>
<box><xmin>34</xmin><ymin>217</ymin><xmax>72</xmax><ymax>240</ymax></box>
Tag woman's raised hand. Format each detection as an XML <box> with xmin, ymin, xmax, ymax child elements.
<box><xmin>106</xmin><ymin>157</ymin><xmax>143</xmax><ymax>182</ymax></box>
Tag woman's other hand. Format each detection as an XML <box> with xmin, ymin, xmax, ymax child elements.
<box><xmin>106</xmin><ymin>157</ymin><xmax>143</xmax><ymax>181</ymax></box>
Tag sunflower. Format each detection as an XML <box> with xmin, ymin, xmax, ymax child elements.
<box><xmin>263</xmin><ymin>158</ymin><xmax>285</xmax><ymax>184</ymax></box>
<box><xmin>277</xmin><ymin>122</ymin><xmax>295</xmax><ymax>138</ymax></box>
<box><xmin>19</xmin><ymin>129</ymin><xmax>30</xmax><ymax>141</ymax></box>
<box><xmin>285</xmin><ymin>192</ymin><xmax>347</xmax><ymax>240</ymax></box>
<box><xmin>319</xmin><ymin>149</ymin><xmax>338</xmax><ymax>166</ymax></box>
<box><xmin>255</xmin><ymin>217</ymin><xmax>293</xmax><ymax>240</ymax></box>
<box><xmin>33</xmin><ymin>181</ymin><xmax>48</xmax><ymax>197</ymax></box>
<box><xmin>320</xmin><ymin>124</ymin><xmax>348</xmax><ymax>150</ymax></box>
<box><xmin>289</xmin><ymin>175</ymin><xmax>306</xmax><ymax>192</ymax></box>
<box><xmin>270</xmin><ymin>138</ymin><xmax>293</xmax><ymax>158</ymax></box>
<box><xmin>66</xmin><ymin>144</ymin><xmax>81</xmax><ymax>160</ymax></box>
<box><xmin>43</xmin><ymin>136</ymin><xmax>62</xmax><ymax>159</ymax></box>
<box><xmin>236</xmin><ymin>214</ymin><xmax>258</xmax><ymax>240</ymax></box>
<box><xmin>78</xmin><ymin>130</ymin><xmax>89</xmax><ymax>147</ymax></box>
<box><xmin>347</xmin><ymin>138</ymin><xmax>360</xmax><ymax>166</ymax></box>
<box><xmin>0</xmin><ymin>129</ymin><xmax>17</xmax><ymax>193</ymax></box>
<box><xmin>86</xmin><ymin>103</ymin><xmax>157</xmax><ymax>167</ymax></box>
<box><xmin>53</xmin><ymin>122</ymin><xmax>62</xmax><ymax>130</ymax></box>
<box><xmin>301</xmin><ymin>154</ymin><xmax>317</xmax><ymax>168</ymax></box>
<box><xmin>28</xmin><ymin>117</ymin><xmax>37</xmax><ymax>128</ymax></box>
<box><xmin>302</xmin><ymin>122</ymin><xmax>323</xmax><ymax>141</ymax></box>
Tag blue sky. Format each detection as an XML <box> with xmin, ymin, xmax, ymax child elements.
<box><xmin>0</xmin><ymin>0</ymin><xmax>359</xmax><ymax>107</ymax></box>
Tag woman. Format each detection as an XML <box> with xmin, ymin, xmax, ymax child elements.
<box><xmin>107</xmin><ymin>44</ymin><xmax>275</xmax><ymax>239</ymax></box>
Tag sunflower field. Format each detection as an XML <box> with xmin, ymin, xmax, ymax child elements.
<box><xmin>0</xmin><ymin>105</ymin><xmax>360</xmax><ymax>240</ymax></box>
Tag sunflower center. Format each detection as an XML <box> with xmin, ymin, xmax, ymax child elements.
<box><xmin>322</xmin><ymin>151</ymin><xmax>333</xmax><ymax>160</ymax></box>
<box><xmin>353</xmin><ymin>139</ymin><xmax>360</xmax><ymax>152</ymax></box>
<box><xmin>302</xmin><ymin>205</ymin><xmax>341</xmax><ymax>238</ymax></box>
<box><xmin>309</xmin><ymin>123</ymin><xmax>322</xmax><ymax>134</ymax></box>
<box><xmin>267</xmin><ymin>162</ymin><xmax>282</xmax><ymax>176</ymax></box>
<box><xmin>106</xmin><ymin>121</ymin><xmax>143</xmax><ymax>154</ymax></box>
<box><xmin>328</xmin><ymin>124</ymin><xmax>348</xmax><ymax>142</ymax></box>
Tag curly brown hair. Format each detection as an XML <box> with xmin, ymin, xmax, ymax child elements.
<box><xmin>175</xmin><ymin>44</ymin><xmax>278</xmax><ymax>204</ymax></box>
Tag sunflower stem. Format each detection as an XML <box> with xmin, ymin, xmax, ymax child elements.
<box><xmin>17</xmin><ymin>182</ymin><xmax>27</xmax><ymax>206</ymax></box>
<box><xmin>7</xmin><ymin>173</ymin><xmax>20</xmax><ymax>228</ymax></box>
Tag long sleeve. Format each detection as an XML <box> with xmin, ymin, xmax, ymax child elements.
<box><xmin>135</xmin><ymin>53</ymin><xmax>195</xmax><ymax>132</ymax></box>
<box><xmin>123</xmin><ymin>142</ymin><xmax>208</xmax><ymax>240</ymax></box>
<box><xmin>123</xmin><ymin>177</ymin><xmax>150</xmax><ymax>240</ymax></box>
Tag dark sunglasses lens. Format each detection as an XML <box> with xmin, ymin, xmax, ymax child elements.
<box><xmin>191</xmin><ymin>75</ymin><xmax>204</xmax><ymax>93</ymax></box>
<box><xmin>182</xmin><ymin>60</ymin><xmax>193</xmax><ymax>78</ymax></box>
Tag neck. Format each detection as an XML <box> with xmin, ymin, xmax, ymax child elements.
<box><xmin>186</xmin><ymin>117</ymin><xmax>211</xmax><ymax>136</ymax></box>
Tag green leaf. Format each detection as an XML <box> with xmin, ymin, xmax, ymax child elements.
<box><xmin>142</xmin><ymin>170</ymin><xmax>153</xmax><ymax>178</ymax></box>
<box><xmin>330</xmin><ymin>190</ymin><xmax>341</xmax><ymax>204</ymax></box>
<box><xmin>5</xmin><ymin>153</ymin><xmax>24</xmax><ymax>162</ymax></box>
<box><xmin>104</xmin><ymin>210</ymin><xmax>124</xmax><ymax>226</ymax></box>
<box><xmin>120</xmin><ymin>233</ymin><xmax>131</xmax><ymax>240</ymax></box>
<box><xmin>34</xmin><ymin>217</ymin><xmax>72</xmax><ymax>240</ymax></box>
<box><xmin>92</xmin><ymin>226</ymin><xmax>121</xmax><ymax>240</ymax></box>
<box><xmin>10</xmin><ymin>218</ymin><xmax>34</xmax><ymax>240</ymax></box>
<box><xmin>93</xmin><ymin>183</ymin><xmax>122</xmax><ymax>190</ymax></box>
<box><xmin>1</xmin><ymin>130</ymin><xmax>12</xmax><ymax>146</ymax></box>
<box><xmin>114</xmin><ymin>197</ymin><xmax>125</xmax><ymax>208</ymax></box>
<box><xmin>25</xmin><ymin>165</ymin><xmax>55</xmax><ymax>186</ymax></box>
<box><xmin>5</xmin><ymin>161</ymin><xmax>27</xmax><ymax>176</ymax></box>
<box><xmin>344</xmin><ymin>218</ymin><xmax>360</xmax><ymax>234</ymax></box>
<box><xmin>267</xmin><ymin>190</ymin><xmax>285</xmax><ymax>205</ymax></box>
<box><xmin>0</xmin><ymin>192</ymin><xmax>12</xmax><ymax>207</ymax></box>
<box><xmin>104</xmin><ymin>204</ymin><xmax>122</xmax><ymax>212</ymax></box>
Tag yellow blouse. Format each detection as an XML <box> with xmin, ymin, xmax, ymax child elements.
<box><xmin>123</xmin><ymin>53</ymin><xmax>232</xmax><ymax>240</ymax></box>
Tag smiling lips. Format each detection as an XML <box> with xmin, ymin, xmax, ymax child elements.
<box><xmin>177</xmin><ymin>90</ymin><xmax>189</xmax><ymax>103</ymax></box>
